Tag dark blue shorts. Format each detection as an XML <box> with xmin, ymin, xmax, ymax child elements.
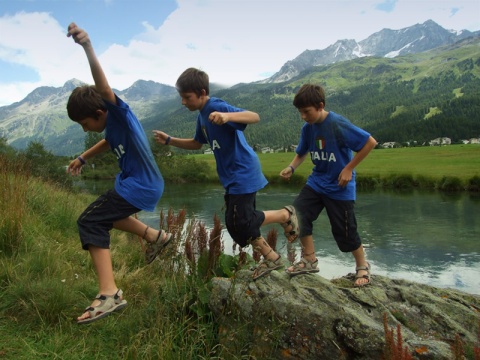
<box><xmin>77</xmin><ymin>189</ymin><xmax>140</xmax><ymax>250</ymax></box>
<box><xmin>293</xmin><ymin>185</ymin><xmax>361</xmax><ymax>252</ymax></box>
<box><xmin>224</xmin><ymin>192</ymin><xmax>265</xmax><ymax>248</ymax></box>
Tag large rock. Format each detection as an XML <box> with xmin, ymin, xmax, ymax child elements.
<box><xmin>209</xmin><ymin>270</ymin><xmax>479</xmax><ymax>359</ymax></box>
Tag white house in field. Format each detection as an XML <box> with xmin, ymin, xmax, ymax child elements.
<box><xmin>381</xmin><ymin>142</ymin><xmax>397</xmax><ymax>148</ymax></box>
<box><xmin>429</xmin><ymin>137</ymin><xmax>451</xmax><ymax>146</ymax></box>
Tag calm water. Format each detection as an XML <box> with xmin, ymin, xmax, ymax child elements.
<box><xmin>79</xmin><ymin>180</ymin><xmax>480</xmax><ymax>295</ymax></box>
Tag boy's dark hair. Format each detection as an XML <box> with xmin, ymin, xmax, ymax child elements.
<box><xmin>293</xmin><ymin>84</ymin><xmax>326</xmax><ymax>109</ymax></box>
<box><xmin>175</xmin><ymin>67</ymin><xmax>209</xmax><ymax>97</ymax></box>
<box><xmin>67</xmin><ymin>85</ymin><xmax>107</xmax><ymax>122</ymax></box>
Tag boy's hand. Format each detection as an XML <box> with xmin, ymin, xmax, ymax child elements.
<box><xmin>153</xmin><ymin>130</ymin><xmax>169</xmax><ymax>145</ymax></box>
<box><xmin>66</xmin><ymin>22</ymin><xmax>91</xmax><ymax>48</ymax></box>
<box><xmin>338</xmin><ymin>168</ymin><xmax>353</xmax><ymax>187</ymax></box>
<box><xmin>280</xmin><ymin>166</ymin><xmax>293</xmax><ymax>180</ymax></box>
<box><xmin>209</xmin><ymin>112</ymin><xmax>228</xmax><ymax>125</ymax></box>
<box><xmin>66</xmin><ymin>158</ymin><xmax>84</xmax><ymax>176</ymax></box>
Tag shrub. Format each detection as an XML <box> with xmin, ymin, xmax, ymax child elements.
<box><xmin>383</xmin><ymin>174</ymin><xmax>416</xmax><ymax>189</ymax></box>
<box><xmin>466</xmin><ymin>175</ymin><xmax>480</xmax><ymax>192</ymax></box>
<box><xmin>437</xmin><ymin>176</ymin><xmax>464</xmax><ymax>192</ymax></box>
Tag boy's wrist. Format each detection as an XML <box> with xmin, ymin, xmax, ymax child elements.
<box><xmin>78</xmin><ymin>156</ymin><xmax>86</xmax><ymax>165</ymax></box>
<box><xmin>165</xmin><ymin>136</ymin><xmax>171</xmax><ymax>145</ymax></box>
<box><xmin>289</xmin><ymin>165</ymin><xmax>295</xmax><ymax>174</ymax></box>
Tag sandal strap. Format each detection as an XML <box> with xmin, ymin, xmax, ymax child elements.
<box><xmin>90</xmin><ymin>288</ymin><xmax>124</xmax><ymax>307</ymax></box>
<box><xmin>355</xmin><ymin>263</ymin><xmax>371</xmax><ymax>279</ymax></box>
<box><xmin>293</xmin><ymin>257</ymin><xmax>318</xmax><ymax>270</ymax></box>
<box><xmin>355</xmin><ymin>263</ymin><xmax>370</xmax><ymax>272</ymax></box>
<box><xmin>142</xmin><ymin>226</ymin><xmax>149</xmax><ymax>240</ymax></box>
<box><xmin>252</xmin><ymin>255</ymin><xmax>284</xmax><ymax>280</ymax></box>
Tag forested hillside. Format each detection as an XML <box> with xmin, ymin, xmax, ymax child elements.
<box><xmin>142</xmin><ymin>36</ymin><xmax>480</xmax><ymax>151</ymax></box>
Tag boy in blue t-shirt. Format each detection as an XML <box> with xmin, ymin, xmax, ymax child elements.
<box><xmin>66</xmin><ymin>23</ymin><xmax>171</xmax><ymax>324</ymax></box>
<box><xmin>280</xmin><ymin>84</ymin><xmax>377</xmax><ymax>287</ymax></box>
<box><xmin>153</xmin><ymin>68</ymin><xmax>300</xmax><ymax>280</ymax></box>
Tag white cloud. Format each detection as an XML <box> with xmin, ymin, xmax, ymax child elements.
<box><xmin>0</xmin><ymin>0</ymin><xmax>479</xmax><ymax>106</ymax></box>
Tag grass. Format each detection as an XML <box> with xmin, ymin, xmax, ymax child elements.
<box><xmin>190</xmin><ymin>144</ymin><xmax>480</xmax><ymax>189</ymax></box>
<box><xmin>0</xmin><ymin>157</ymin><xmax>250</xmax><ymax>359</ymax></box>
<box><xmin>1</xmin><ymin>153</ymin><xmax>480</xmax><ymax>359</ymax></box>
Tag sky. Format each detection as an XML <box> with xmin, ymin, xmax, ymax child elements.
<box><xmin>0</xmin><ymin>0</ymin><xmax>479</xmax><ymax>107</ymax></box>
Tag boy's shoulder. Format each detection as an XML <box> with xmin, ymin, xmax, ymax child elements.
<box><xmin>207</xmin><ymin>97</ymin><xmax>242</xmax><ymax>112</ymax></box>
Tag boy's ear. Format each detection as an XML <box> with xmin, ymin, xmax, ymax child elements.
<box><xmin>95</xmin><ymin>109</ymin><xmax>107</xmax><ymax>120</ymax></box>
<box><xmin>201</xmin><ymin>89</ymin><xmax>207</xmax><ymax>96</ymax></box>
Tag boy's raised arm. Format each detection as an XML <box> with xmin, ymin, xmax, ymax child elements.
<box><xmin>67</xmin><ymin>22</ymin><xmax>116</xmax><ymax>104</ymax></box>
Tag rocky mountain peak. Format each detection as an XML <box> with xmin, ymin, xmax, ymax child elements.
<box><xmin>266</xmin><ymin>20</ymin><xmax>479</xmax><ymax>83</ymax></box>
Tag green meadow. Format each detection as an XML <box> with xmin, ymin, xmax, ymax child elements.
<box><xmin>190</xmin><ymin>144</ymin><xmax>480</xmax><ymax>190</ymax></box>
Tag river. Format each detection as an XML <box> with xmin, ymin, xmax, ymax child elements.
<box><xmin>78</xmin><ymin>180</ymin><xmax>480</xmax><ymax>295</ymax></box>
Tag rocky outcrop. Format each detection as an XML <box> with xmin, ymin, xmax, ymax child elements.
<box><xmin>209</xmin><ymin>270</ymin><xmax>479</xmax><ymax>359</ymax></box>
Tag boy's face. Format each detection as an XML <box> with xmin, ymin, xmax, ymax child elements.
<box><xmin>298</xmin><ymin>106</ymin><xmax>323</xmax><ymax>124</ymax></box>
<box><xmin>179</xmin><ymin>91</ymin><xmax>206</xmax><ymax>111</ymax></box>
<box><xmin>78</xmin><ymin>116</ymin><xmax>106</xmax><ymax>133</ymax></box>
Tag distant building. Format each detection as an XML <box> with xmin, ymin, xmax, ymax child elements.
<box><xmin>429</xmin><ymin>137</ymin><xmax>451</xmax><ymax>146</ymax></box>
<box><xmin>381</xmin><ymin>142</ymin><xmax>397</xmax><ymax>148</ymax></box>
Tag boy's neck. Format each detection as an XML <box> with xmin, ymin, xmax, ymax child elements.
<box><xmin>199</xmin><ymin>95</ymin><xmax>210</xmax><ymax>110</ymax></box>
<box><xmin>316</xmin><ymin>109</ymin><xmax>328</xmax><ymax>123</ymax></box>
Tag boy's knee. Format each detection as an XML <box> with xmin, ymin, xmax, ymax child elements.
<box><xmin>334</xmin><ymin>235</ymin><xmax>361</xmax><ymax>252</ymax></box>
<box><xmin>231</xmin><ymin>234</ymin><xmax>249</xmax><ymax>248</ymax></box>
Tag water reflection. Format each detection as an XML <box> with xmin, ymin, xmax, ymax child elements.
<box><xmin>78</xmin><ymin>180</ymin><xmax>480</xmax><ymax>295</ymax></box>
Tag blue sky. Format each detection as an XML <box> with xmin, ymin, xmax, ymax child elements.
<box><xmin>0</xmin><ymin>0</ymin><xmax>479</xmax><ymax>106</ymax></box>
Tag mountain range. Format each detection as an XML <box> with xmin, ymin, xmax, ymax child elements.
<box><xmin>1</xmin><ymin>20</ymin><xmax>479</xmax><ymax>156</ymax></box>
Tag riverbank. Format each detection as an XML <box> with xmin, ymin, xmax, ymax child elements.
<box><xmin>75</xmin><ymin>144</ymin><xmax>480</xmax><ymax>191</ymax></box>
<box><xmin>190</xmin><ymin>144</ymin><xmax>480</xmax><ymax>191</ymax></box>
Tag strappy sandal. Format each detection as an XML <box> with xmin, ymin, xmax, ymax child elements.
<box><xmin>282</xmin><ymin>205</ymin><xmax>300</xmax><ymax>243</ymax></box>
<box><xmin>354</xmin><ymin>262</ymin><xmax>371</xmax><ymax>287</ymax></box>
<box><xmin>285</xmin><ymin>257</ymin><xmax>319</xmax><ymax>276</ymax></box>
<box><xmin>145</xmin><ymin>230</ymin><xmax>173</xmax><ymax>264</ymax></box>
<box><xmin>252</xmin><ymin>255</ymin><xmax>284</xmax><ymax>280</ymax></box>
<box><xmin>77</xmin><ymin>289</ymin><xmax>127</xmax><ymax>325</ymax></box>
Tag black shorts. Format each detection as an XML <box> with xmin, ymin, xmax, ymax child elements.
<box><xmin>293</xmin><ymin>185</ymin><xmax>361</xmax><ymax>252</ymax></box>
<box><xmin>224</xmin><ymin>192</ymin><xmax>265</xmax><ymax>248</ymax></box>
<box><xmin>77</xmin><ymin>189</ymin><xmax>140</xmax><ymax>250</ymax></box>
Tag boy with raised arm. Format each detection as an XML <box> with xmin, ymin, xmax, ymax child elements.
<box><xmin>66</xmin><ymin>23</ymin><xmax>171</xmax><ymax>324</ymax></box>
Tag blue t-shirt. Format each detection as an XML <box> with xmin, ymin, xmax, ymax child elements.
<box><xmin>296</xmin><ymin>111</ymin><xmax>370</xmax><ymax>200</ymax></box>
<box><xmin>104</xmin><ymin>95</ymin><xmax>164</xmax><ymax>211</ymax></box>
<box><xmin>193</xmin><ymin>97</ymin><xmax>267</xmax><ymax>194</ymax></box>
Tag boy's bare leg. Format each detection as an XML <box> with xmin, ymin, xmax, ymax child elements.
<box><xmin>77</xmin><ymin>246</ymin><xmax>119</xmax><ymax>321</ymax></box>
<box><xmin>113</xmin><ymin>216</ymin><xmax>167</xmax><ymax>243</ymax></box>
<box><xmin>251</xmin><ymin>236</ymin><xmax>279</xmax><ymax>261</ymax></box>
<box><xmin>352</xmin><ymin>245</ymin><xmax>370</xmax><ymax>286</ymax></box>
<box><xmin>262</xmin><ymin>209</ymin><xmax>290</xmax><ymax>226</ymax></box>
<box><xmin>263</xmin><ymin>208</ymin><xmax>297</xmax><ymax>241</ymax></box>
<box><xmin>286</xmin><ymin>235</ymin><xmax>316</xmax><ymax>272</ymax></box>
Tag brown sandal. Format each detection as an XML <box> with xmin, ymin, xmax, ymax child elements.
<box><xmin>77</xmin><ymin>289</ymin><xmax>127</xmax><ymax>325</ymax></box>
<box><xmin>145</xmin><ymin>230</ymin><xmax>172</xmax><ymax>264</ymax></box>
<box><xmin>354</xmin><ymin>262</ymin><xmax>371</xmax><ymax>287</ymax></box>
<box><xmin>282</xmin><ymin>205</ymin><xmax>299</xmax><ymax>243</ymax></box>
<box><xmin>252</xmin><ymin>255</ymin><xmax>284</xmax><ymax>280</ymax></box>
<box><xmin>285</xmin><ymin>257</ymin><xmax>319</xmax><ymax>276</ymax></box>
